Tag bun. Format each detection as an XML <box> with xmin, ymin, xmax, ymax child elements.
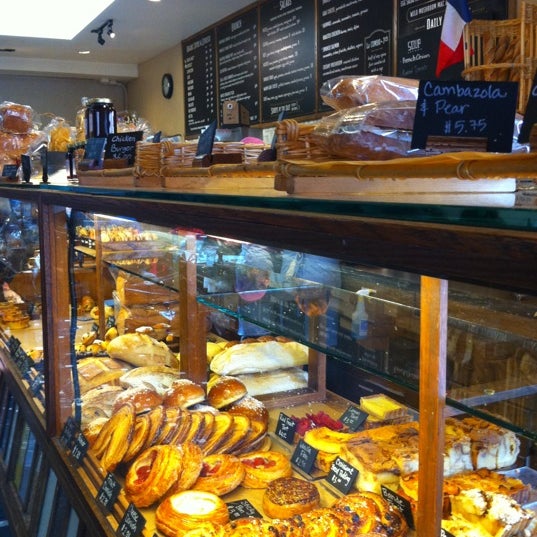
<box><xmin>155</xmin><ymin>491</ymin><xmax>229</xmax><ymax>537</ymax></box>
<box><xmin>191</xmin><ymin>454</ymin><xmax>245</xmax><ymax>496</ymax></box>
<box><xmin>125</xmin><ymin>445</ymin><xmax>184</xmax><ymax>507</ymax></box>
<box><xmin>207</xmin><ymin>376</ymin><xmax>247</xmax><ymax>409</ymax></box>
<box><xmin>240</xmin><ymin>450</ymin><xmax>292</xmax><ymax>488</ymax></box>
<box><xmin>163</xmin><ymin>379</ymin><xmax>206</xmax><ymax>408</ymax></box>
<box><xmin>295</xmin><ymin>508</ymin><xmax>347</xmax><ymax>537</ymax></box>
<box><xmin>112</xmin><ymin>386</ymin><xmax>163</xmax><ymax>414</ymax></box>
<box><xmin>0</xmin><ymin>102</ymin><xmax>34</xmax><ymax>133</ymax></box>
<box><xmin>224</xmin><ymin>517</ymin><xmax>285</xmax><ymax>535</ymax></box>
<box><xmin>226</xmin><ymin>395</ymin><xmax>268</xmax><ymax>431</ymax></box>
<box><xmin>262</xmin><ymin>476</ymin><xmax>320</xmax><ymax>518</ymax></box>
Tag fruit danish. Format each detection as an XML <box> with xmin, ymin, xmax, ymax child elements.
<box><xmin>155</xmin><ymin>490</ymin><xmax>229</xmax><ymax>537</ymax></box>
<box><xmin>124</xmin><ymin>445</ymin><xmax>184</xmax><ymax>507</ymax></box>
<box><xmin>240</xmin><ymin>450</ymin><xmax>292</xmax><ymax>489</ymax></box>
<box><xmin>191</xmin><ymin>453</ymin><xmax>245</xmax><ymax>496</ymax></box>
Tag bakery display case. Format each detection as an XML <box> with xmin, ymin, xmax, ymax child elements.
<box><xmin>1</xmin><ymin>183</ymin><xmax>537</xmax><ymax>536</ymax></box>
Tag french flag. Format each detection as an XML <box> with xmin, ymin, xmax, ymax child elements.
<box><xmin>435</xmin><ymin>0</ymin><xmax>472</xmax><ymax>78</ymax></box>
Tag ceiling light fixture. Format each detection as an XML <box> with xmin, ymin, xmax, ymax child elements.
<box><xmin>91</xmin><ymin>19</ymin><xmax>115</xmax><ymax>46</ymax></box>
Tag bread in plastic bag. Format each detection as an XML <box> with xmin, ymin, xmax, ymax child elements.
<box><xmin>320</xmin><ymin>75</ymin><xmax>420</xmax><ymax>111</ymax></box>
<box><xmin>311</xmin><ymin>100</ymin><xmax>529</xmax><ymax>161</ymax></box>
<box><xmin>0</xmin><ymin>101</ymin><xmax>35</xmax><ymax>134</ymax></box>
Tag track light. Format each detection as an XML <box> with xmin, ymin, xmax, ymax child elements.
<box><xmin>91</xmin><ymin>19</ymin><xmax>115</xmax><ymax>46</ymax></box>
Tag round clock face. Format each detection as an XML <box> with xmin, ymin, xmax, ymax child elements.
<box><xmin>162</xmin><ymin>73</ymin><xmax>173</xmax><ymax>99</ymax></box>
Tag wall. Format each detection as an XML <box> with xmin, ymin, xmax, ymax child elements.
<box><xmin>0</xmin><ymin>75</ymin><xmax>126</xmax><ymax>126</ymax></box>
<box><xmin>127</xmin><ymin>45</ymin><xmax>185</xmax><ymax>138</ymax></box>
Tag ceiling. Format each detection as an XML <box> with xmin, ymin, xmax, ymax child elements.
<box><xmin>0</xmin><ymin>0</ymin><xmax>253</xmax><ymax>80</ymax></box>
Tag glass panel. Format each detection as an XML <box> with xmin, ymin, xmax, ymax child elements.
<box><xmin>446</xmin><ymin>281</ymin><xmax>537</xmax><ymax>440</ymax></box>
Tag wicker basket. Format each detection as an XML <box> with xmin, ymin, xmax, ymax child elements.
<box><xmin>275</xmin><ymin>119</ymin><xmax>330</xmax><ymax>161</ymax></box>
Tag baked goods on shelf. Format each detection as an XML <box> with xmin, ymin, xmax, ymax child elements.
<box><xmin>449</xmin><ymin>489</ymin><xmax>534</xmax><ymax>537</ymax></box>
<box><xmin>77</xmin><ymin>357</ymin><xmax>132</xmax><ymax>394</ymax></box>
<box><xmin>106</xmin><ymin>332</ymin><xmax>179</xmax><ymax>368</ymax></box>
<box><xmin>112</xmin><ymin>386</ymin><xmax>163</xmax><ymax>414</ymax></box>
<box><xmin>360</xmin><ymin>393</ymin><xmax>410</xmax><ymax>421</ymax></box>
<box><xmin>119</xmin><ymin>365</ymin><xmax>182</xmax><ymax>396</ymax></box>
<box><xmin>226</xmin><ymin>394</ymin><xmax>269</xmax><ymax>432</ymax></box>
<box><xmin>191</xmin><ymin>453</ymin><xmax>245</xmax><ymax>496</ymax></box>
<box><xmin>207</xmin><ymin>376</ymin><xmax>248</xmax><ymax>409</ymax></box>
<box><xmin>262</xmin><ymin>476</ymin><xmax>321</xmax><ymax>518</ymax></box>
<box><xmin>125</xmin><ymin>444</ymin><xmax>185</xmax><ymax>507</ymax></box>
<box><xmin>209</xmin><ymin>339</ymin><xmax>309</xmax><ymax>375</ymax></box>
<box><xmin>90</xmin><ymin>403</ymin><xmax>135</xmax><ymax>472</ymax></box>
<box><xmin>155</xmin><ymin>490</ymin><xmax>229</xmax><ymax>537</ymax></box>
<box><xmin>163</xmin><ymin>378</ymin><xmax>206</xmax><ymax>408</ymax></box>
<box><xmin>239</xmin><ymin>450</ymin><xmax>292</xmax><ymax>488</ymax></box>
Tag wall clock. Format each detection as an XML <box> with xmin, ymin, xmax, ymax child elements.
<box><xmin>161</xmin><ymin>73</ymin><xmax>174</xmax><ymax>99</ymax></box>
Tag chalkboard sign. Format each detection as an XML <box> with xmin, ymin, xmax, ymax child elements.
<box><xmin>275</xmin><ymin>412</ymin><xmax>297</xmax><ymax>444</ymax></box>
<box><xmin>339</xmin><ymin>405</ymin><xmax>368</xmax><ymax>432</ymax></box>
<box><xmin>411</xmin><ymin>80</ymin><xmax>518</xmax><ymax>152</ymax></box>
<box><xmin>397</xmin><ymin>0</ymin><xmax>507</xmax><ymax>80</ymax></box>
<box><xmin>317</xmin><ymin>0</ymin><xmax>394</xmax><ymax>111</ymax></box>
<box><xmin>104</xmin><ymin>131</ymin><xmax>143</xmax><ymax>165</ymax></box>
<box><xmin>1</xmin><ymin>164</ymin><xmax>18</xmax><ymax>178</ymax></box>
<box><xmin>217</xmin><ymin>6</ymin><xmax>260</xmax><ymax>124</ymax></box>
<box><xmin>226</xmin><ymin>499</ymin><xmax>262</xmax><ymax>520</ymax></box>
<box><xmin>183</xmin><ymin>29</ymin><xmax>217</xmax><ymax>136</ymax></box>
<box><xmin>80</xmin><ymin>138</ymin><xmax>107</xmax><ymax>170</ymax></box>
<box><xmin>291</xmin><ymin>439</ymin><xmax>317</xmax><ymax>475</ymax></box>
<box><xmin>71</xmin><ymin>433</ymin><xmax>89</xmax><ymax>465</ymax></box>
<box><xmin>381</xmin><ymin>485</ymin><xmax>414</xmax><ymax>529</ymax></box>
<box><xmin>97</xmin><ymin>473</ymin><xmax>121</xmax><ymax>511</ymax></box>
<box><xmin>325</xmin><ymin>456</ymin><xmax>358</xmax><ymax>494</ymax></box>
<box><xmin>260</xmin><ymin>0</ymin><xmax>316</xmax><ymax>122</ymax></box>
<box><xmin>118</xmin><ymin>504</ymin><xmax>145</xmax><ymax>537</ymax></box>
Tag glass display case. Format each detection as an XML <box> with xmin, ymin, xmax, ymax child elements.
<box><xmin>1</xmin><ymin>184</ymin><xmax>537</xmax><ymax>536</ymax></box>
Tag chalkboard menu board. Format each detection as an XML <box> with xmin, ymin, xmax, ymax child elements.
<box><xmin>260</xmin><ymin>0</ymin><xmax>316</xmax><ymax>122</ymax></box>
<box><xmin>317</xmin><ymin>0</ymin><xmax>394</xmax><ymax>108</ymax></box>
<box><xmin>183</xmin><ymin>29</ymin><xmax>217</xmax><ymax>136</ymax></box>
<box><xmin>217</xmin><ymin>7</ymin><xmax>260</xmax><ymax>123</ymax></box>
<box><xmin>397</xmin><ymin>0</ymin><xmax>507</xmax><ymax>80</ymax></box>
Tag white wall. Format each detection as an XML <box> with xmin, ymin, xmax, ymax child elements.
<box><xmin>0</xmin><ymin>75</ymin><xmax>126</xmax><ymax>126</ymax></box>
<box><xmin>127</xmin><ymin>44</ymin><xmax>184</xmax><ymax>138</ymax></box>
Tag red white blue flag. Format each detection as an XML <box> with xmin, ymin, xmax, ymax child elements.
<box><xmin>435</xmin><ymin>0</ymin><xmax>472</xmax><ymax>77</ymax></box>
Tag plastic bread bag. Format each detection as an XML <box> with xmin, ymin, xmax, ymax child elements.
<box><xmin>0</xmin><ymin>101</ymin><xmax>36</xmax><ymax>134</ymax></box>
<box><xmin>43</xmin><ymin>116</ymin><xmax>73</xmax><ymax>152</ymax></box>
<box><xmin>312</xmin><ymin>101</ymin><xmax>530</xmax><ymax>161</ymax></box>
<box><xmin>320</xmin><ymin>75</ymin><xmax>420</xmax><ymax>111</ymax></box>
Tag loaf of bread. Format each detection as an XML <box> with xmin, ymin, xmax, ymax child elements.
<box><xmin>320</xmin><ymin>75</ymin><xmax>420</xmax><ymax>111</ymax></box>
<box><xmin>106</xmin><ymin>332</ymin><xmax>179</xmax><ymax>368</ymax></box>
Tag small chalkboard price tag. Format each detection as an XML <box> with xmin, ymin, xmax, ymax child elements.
<box><xmin>339</xmin><ymin>406</ymin><xmax>368</xmax><ymax>432</ymax></box>
<box><xmin>30</xmin><ymin>373</ymin><xmax>44</xmax><ymax>396</ymax></box>
<box><xmin>71</xmin><ymin>433</ymin><xmax>89</xmax><ymax>465</ymax></box>
<box><xmin>226</xmin><ymin>499</ymin><xmax>262</xmax><ymax>520</ymax></box>
<box><xmin>104</xmin><ymin>131</ymin><xmax>143</xmax><ymax>165</ymax></box>
<box><xmin>412</xmin><ymin>80</ymin><xmax>518</xmax><ymax>153</ymax></box>
<box><xmin>326</xmin><ymin>456</ymin><xmax>358</xmax><ymax>494</ymax></box>
<box><xmin>381</xmin><ymin>485</ymin><xmax>414</xmax><ymax>529</ymax></box>
<box><xmin>1</xmin><ymin>164</ymin><xmax>18</xmax><ymax>178</ymax></box>
<box><xmin>275</xmin><ymin>412</ymin><xmax>297</xmax><ymax>444</ymax></box>
<box><xmin>80</xmin><ymin>138</ymin><xmax>107</xmax><ymax>170</ymax></box>
<box><xmin>441</xmin><ymin>529</ymin><xmax>455</xmax><ymax>537</ymax></box>
<box><xmin>60</xmin><ymin>417</ymin><xmax>79</xmax><ymax>449</ymax></box>
<box><xmin>291</xmin><ymin>439</ymin><xmax>318</xmax><ymax>475</ymax></box>
<box><xmin>97</xmin><ymin>473</ymin><xmax>121</xmax><ymax>511</ymax></box>
<box><xmin>519</xmin><ymin>71</ymin><xmax>537</xmax><ymax>143</ymax></box>
<box><xmin>117</xmin><ymin>504</ymin><xmax>145</xmax><ymax>537</ymax></box>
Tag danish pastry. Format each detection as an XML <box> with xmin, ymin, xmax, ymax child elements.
<box><xmin>263</xmin><ymin>477</ymin><xmax>320</xmax><ymax>519</ymax></box>
<box><xmin>224</xmin><ymin>517</ymin><xmax>280</xmax><ymax>536</ymax></box>
<box><xmin>155</xmin><ymin>490</ymin><xmax>229</xmax><ymax>537</ymax></box>
<box><xmin>191</xmin><ymin>453</ymin><xmax>245</xmax><ymax>496</ymax></box>
<box><xmin>173</xmin><ymin>442</ymin><xmax>204</xmax><ymax>492</ymax></box>
<box><xmin>125</xmin><ymin>445</ymin><xmax>184</xmax><ymax>507</ymax></box>
<box><xmin>240</xmin><ymin>450</ymin><xmax>292</xmax><ymax>488</ymax></box>
<box><xmin>295</xmin><ymin>508</ymin><xmax>346</xmax><ymax>537</ymax></box>
<box><xmin>227</xmin><ymin>395</ymin><xmax>269</xmax><ymax>432</ymax></box>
